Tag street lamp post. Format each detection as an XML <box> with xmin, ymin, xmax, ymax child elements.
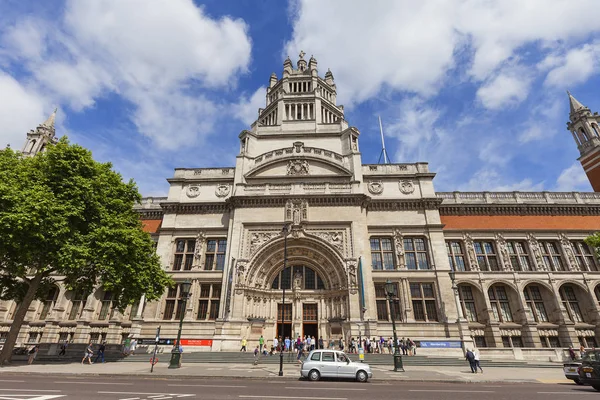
<box><xmin>169</xmin><ymin>280</ymin><xmax>192</xmax><ymax>369</ymax></box>
<box><xmin>279</xmin><ymin>223</ymin><xmax>290</xmax><ymax>377</ymax></box>
<box><xmin>385</xmin><ymin>279</ymin><xmax>404</xmax><ymax>372</ymax></box>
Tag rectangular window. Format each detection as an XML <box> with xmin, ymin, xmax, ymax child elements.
<box><xmin>404</xmin><ymin>238</ymin><xmax>430</xmax><ymax>270</ymax></box>
<box><xmin>488</xmin><ymin>286</ymin><xmax>513</xmax><ymax>322</ymax></box>
<box><xmin>163</xmin><ymin>284</ymin><xmax>181</xmax><ymax>320</ymax></box>
<box><xmin>560</xmin><ymin>285</ymin><xmax>584</xmax><ymax>322</ymax></box>
<box><xmin>571</xmin><ymin>240</ymin><xmax>598</xmax><ymax>271</ymax></box>
<box><xmin>204</xmin><ymin>239</ymin><xmax>227</xmax><ymax>271</ymax></box>
<box><xmin>459</xmin><ymin>286</ymin><xmax>478</xmax><ymax>322</ymax></box>
<box><xmin>370</xmin><ymin>238</ymin><xmax>395</xmax><ymax>270</ymax></box>
<box><xmin>446</xmin><ymin>241</ymin><xmax>467</xmax><ymax>271</ymax></box>
<box><xmin>68</xmin><ymin>291</ymin><xmax>87</xmax><ymax>321</ymax></box>
<box><xmin>277</xmin><ymin>303</ymin><xmax>292</xmax><ymax>322</ymax></box>
<box><xmin>303</xmin><ymin>304</ymin><xmax>318</xmax><ymax>321</ymax></box>
<box><xmin>524</xmin><ymin>286</ymin><xmax>548</xmax><ymax>322</ymax></box>
<box><xmin>474</xmin><ymin>241</ymin><xmax>499</xmax><ymax>271</ymax></box>
<box><xmin>410</xmin><ymin>283</ymin><xmax>438</xmax><ymax>321</ymax></box>
<box><xmin>374</xmin><ymin>283</ymin><xmax>401</xmax><ymax>321</ymax></box>
<box><xmin>507</xmin><ymin>241</ymin><xmax>531</xmax><ymax>271</ymax></box>
<box><xmin>474</xmin><ymin>336</ymin><xmax>487</xmax><ymax>348</ymax></box>
<box><xmin>173</xmin><ymin>239</ymin><xmax>195</xmax><ymax>271</ymax></box>
<box><xmin>98</xmin><ymin>291</ymin><xmax>113</xmax><ymax>321</ymax></box>
<box><xmin>196</xmin><ymin>284</ymin><xmax>221</xmax><ymax>321</ymax></box>
<box><xmin>540</xmin><ymin>241</ymin><xmax>564</xmax><ymax>272</ymax></box>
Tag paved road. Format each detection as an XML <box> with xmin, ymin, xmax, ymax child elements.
<box><xmin>0</xmin><ymin>374</ymin><xmax>595</xmax><ymax>400</ymax></box>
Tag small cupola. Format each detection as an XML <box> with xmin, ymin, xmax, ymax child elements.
<box><xmin>297</xmin><ymin>50</ymin><xmax>307</xmax><ymax>72</ymax></box>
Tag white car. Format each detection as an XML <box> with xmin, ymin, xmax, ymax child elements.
<box><xmin>300</xmin><ymin>349</ymin><xmax>373</xmax><ymax>382</ymax></box>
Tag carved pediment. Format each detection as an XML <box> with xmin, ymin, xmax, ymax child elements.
<box><xmin>246</xmin><ymin>157</ymin><xmax>352</xmax><ymax>179</ymax></box>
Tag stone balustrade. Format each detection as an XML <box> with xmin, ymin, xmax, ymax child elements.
<box><xmin>253</xmin><ymin>146</ymin><xmax>346</xmax><ymax>167</ymax></box>
<box><xmin>437</xmin><ymin>191</ymin><xmax>600</xmax><ymax>204</ymax></box>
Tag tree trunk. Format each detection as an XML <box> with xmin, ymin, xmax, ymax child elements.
<box><xmin>0</xmin><ymin>273</ymin><xmax>43</xmax><ymax>365</ymax></box>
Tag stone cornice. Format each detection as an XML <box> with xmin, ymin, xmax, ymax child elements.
<box><xmin>367</xmin><ymin>197</ymin><xmax>443</xmax><ymax>211</ymax></box>
<box><xmin>160</xmin><ymin>202</ymin><xmax>229</xmax><ymax>215</ymax></box>
<box><xmin>137</xmin><ymin>210</ymin><xmax>163</xmax><ymax>220</ymax></box>
<box><xmin>227</xmin><ymin>194</ymin><xmax>368</xmax><ymax>208</ymax></box>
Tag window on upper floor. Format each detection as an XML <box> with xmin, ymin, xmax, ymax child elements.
<box><xmin>38</xmin><ymin>286</ymin><xmax>58</xmax><ymax>320</ymax></box>
<box><xmin>98</xmin><ymin>291</ymin><xmax>113</xmax><ymax>321</ymax></box>
<box><xmin>197</xmin><ymin>284</ymin><xmax>221</xmax><ymax>321</ymax></box>
<box><xmin>559</xmin><ymin>285</ymin><xmax>584</xmax><ymax>323</ymax></box>
<box><xmin>370</xmin><ymin>237</ymin><xmax>395</xmax><ymax>270</ymax></box>
<box><xmin>539</xmin><ymin>241</ymin><xmax>565</xmax><ymax>271</ymax></box>
<box><xmin>410</xmin><ymin>283</ymin><xmax>438</xmax><ymax>321</ymax></box>
<box><xmin>458</xmin><ymin>285</ymin><xmax>478</xmax><ymax>322</ymax></box>
<box><xmin>474</xmin><ymin>241</ymin><xmax>499</xmax><ymax>271</ymax></box>
<box><xmin>523</xmin><ymin>286</ymin><xmax>548</xmax><ymax>322</ymax></box>
<box><xmin>173</xmin><ymin>239</ymin><xmax>195</xmax><ymax>271</ymax></box>
<box><xmin>205</xmin><ymin>239</ymin><xmax>227</xmax><ymax>271</ymax></box>
<box><xmin>163</xmin><ymin>284</ymin><xmax>186</xmax><ymax>321</ymax></box>
<box><xmin>374</xmin><ymin>283</ymin><xmax>401</xmax><ymax>322</ymax></box>
<box><xmin>506</xmin><ymin>241</ymin><xmax>532</xmax><ymax>271</ymax></box>
<box><xmin>571</xmin><ymin>241</ymin><xmax>598</xmax><ymax>272</ymax></box>
<box><xmin>446</xmin><ymin>241</ymin><xmax>467</xmax><ymax>271</ymax></box>
<box><xmin>271</xmin><ymin>266</ymin><xmax>326</xmax><ymax>290</ymax></box>
<box><xmin>488</xmin><ymin>285</ymin><xmax>513</xmax><ymax>322</ymax></box>
<box><xmin>68</xmin><ymin>290</ymin><xmax>88</xmax><ymax>321</ymax></box>
<box><xmin>404</xmin><ymin>238</ymin><xmax>430</xmax><ymax>270</ymax></box>
<box><xmin>595</xmin><ymin>285</ymin><xmax>600</xmax><ymax>307</ymax></box>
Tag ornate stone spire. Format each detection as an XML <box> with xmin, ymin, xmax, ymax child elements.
<box><xmin>40</xmin><ymin>108</ymin><xmax>57</xmax><ymax>129</ymax></box>
<box><xmin>567</xmin><ymin>91</ymin><xmax>588</xmax><ymax>115</ymax></box>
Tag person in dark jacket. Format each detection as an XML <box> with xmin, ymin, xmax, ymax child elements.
<box><xmin>94</xmin><ymin>341</ymin><xmax>106</xmax><ymax>363</ymax></box>
<box><xmin>465</xmin><ymin>349</ymin><xmax>476</xmax><ymax>373</ymax></box>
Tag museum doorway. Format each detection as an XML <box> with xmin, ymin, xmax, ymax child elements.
<box><xmin>302</xmin><ymin>303</ymin><xmax>318</xmax><ymax>340</ymax></box>
<box><xmin>277</xmin><ymin>303</ymin><xmax>292</xmax><ymax>339</ymax></box>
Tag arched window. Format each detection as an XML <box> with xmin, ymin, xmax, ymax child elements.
<box><xmin>28</xmin><ymin>139</ymin><xmax>36</xmax><ymax>152</ymax></box>
<box><xmin>523</xmin><ymin>285</ymin><xmax>548</xmax><ymax>322</ymax></box>
<box><xmin>38</xmin><ymin>286</ymin><xmax>59</xmax><ymax>320</ymax></box>
<box><xmin>458</xmin><ymin>285</ymin><xmax>478</xmax><ymax>322</ymax></box>
<box><xmin>559</xmin><ymin>285</ymin><xmax>584</xmax><ymax>322</ymax></box>
<box><xmin>488</xmin><ymin>285</ymin><xmax>513</xmax><ymax>322</ymax></box>
<box><xmin>271</xmin><ymin>266</ymin><xmax>326</xmax><ymax>290</ymax></box>
<box><xmin>594</xmin><ymin>285</ymin><xmax>600</xmax><ymax>306</ymax></box>
<box><xmin>68</xmin><ymin>290</ymin><xmax>88</xmax><ymax>320</ymax></box>
<box><xmin>580</xmin><ymin>128</ymin><xmax>590</xmax><ymax>141</ymax></box>
<box><xmin>592</xmin><ymin>124</ymin><xmax>600</xmax><ymax>137</ymax></box>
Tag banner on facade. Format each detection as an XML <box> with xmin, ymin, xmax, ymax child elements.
<box><xmin>417</xmin><ymin>341</ymin><xmax>462</xmax><ymax>348</ymax></box>
<box><xmin>139</xmin><ymin>338</ymin><xmax>213</xmax><ymax>346</ymax></box>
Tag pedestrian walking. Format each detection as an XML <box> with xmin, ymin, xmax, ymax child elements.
<box><xmin>94</xmin><ymin>341</ymin><xmax>106</xmax><ymax>363</ymax></box>
<box><xmin>465</xmin><ymin>349</ymin><xmax>476</xmax><ymax>373</ymax></box>
<box><xmin>338</xmin><ymin>337</ymin><xmax>344</xmax><ymax>351</ymax></box>
<box><xmin>27</xmin><ymin>345</ymin><xmax>38</xmax><ymax>365</ymax></box>
<box><xmin>82</xmin><ymin>342</ymin><xmax>94</xmax><ymax>365</ymax></box>
<box><xmin>569</xmin><ymin>346</ymin><xmax>576</xmax><ymax>361</ymax></box>
<box><xmin>259</xmin><ymin>335</ymin><xmax>265</xmax><ymax>353</ymax></box>
<box><xmin>240</xmin><ymin>338</ymin><xmax>247</xmax><ymax>352</ymax></box>
<box><xmin>473</xmin><ymin>348</ymin><xmax>483</xmax><ymax>373</ymax></box>
<box><xmin>129</xmin><ymin>338</ymin><xmax>137</xmax><ymax>355</ymax></box>
<box><xmin>58</xmin><ymin>340</ymin><xmax>68</xmax><ymax>356</ymax></box>
<box><xmin>285</xmin><ymin>336</ymin><xmax>291</xmax><ymax>352</ymax></box>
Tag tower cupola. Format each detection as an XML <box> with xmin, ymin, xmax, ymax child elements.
<box><xmin>297</xmin><ymin>50</ymin><xmax>307</xmax><ymax>72</ymax></box>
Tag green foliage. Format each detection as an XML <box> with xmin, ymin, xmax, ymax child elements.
<box><xmin>585</xmin><ymin>233</ymin><xmax>600</xmax><ymax>258</ymax></box>
<box><xmin>0</xmin><ymin>138</ymin><xmax>172</xmax><ymax>309</ymax></box>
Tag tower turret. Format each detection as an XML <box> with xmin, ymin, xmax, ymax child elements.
<box><xmin>297</xmin><ymin>50</ymin><xmax>307</xmax><ymax>72</ymax></box>
<box><xmin>22</xmin><ymin>108</ymin><xmax>59</xmax><ymax>157</ymax></box>
<box><xmin>566</xmin><ymin>92</ymin><xmax>600</xmax><ymax>191</ymax></box>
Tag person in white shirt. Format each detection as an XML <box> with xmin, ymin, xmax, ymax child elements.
<box><xmin>473</xmin><ymin>348</ymin><xmax>483</xmax><ymax>373</ymax></box>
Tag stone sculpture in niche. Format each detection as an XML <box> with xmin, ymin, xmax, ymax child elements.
<box><xmin>293</xmin><ymin>271</ymin><xmax>303</xmax><ymax>290</ymax></box>
<box><xmin>287</xmin><ymin>159</ymin><xmax>309</xmax><ymax>175</ymax></box>
<box><xmin>215</xmin><ymin>184</ymin><xmax>230</xmax><ymax>198</ymax></box>
<box><xmin>367</xmin><ymin>181</ymin><xmax>384</xmax><ymax>195</ymax></box>
<box><xmin>393</xmin><ymin>229</ymin><xmax>405</xmax><ymax>269</ymax></box>
<box><xmin>399</xmin><ymin>180</ymin><xmax>415</xmax><ymax>194</ymax></box>
<box><xmin>285</xmin><ymin>199</ymin><xmax>308</xmax><ymax>226</ymax></box>
<box><xmin>186</xmin><ymin>184</ymin><xmax>200</xmax><ymax>198</ymax></box>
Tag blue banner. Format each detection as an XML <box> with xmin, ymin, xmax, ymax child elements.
<box><xmin>418</xmin><ymin>341</ymin><xmax>462</xmax><ymax>348</ymax></box>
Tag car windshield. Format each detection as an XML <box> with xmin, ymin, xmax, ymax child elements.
<box><xmin>582</xmin><ymin>350</ymin><xmax>600</xmax><ymax>362</ymax></box>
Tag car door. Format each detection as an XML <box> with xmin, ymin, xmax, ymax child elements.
<box><xmin>336</xmin><ymin>352</ymin><xmax>354</xmax><ymax>378</ymax></box>
<box><xmin>320</xmin><ymin>351</ymin><xmax>338</xmax><ymax>378</ymax></box>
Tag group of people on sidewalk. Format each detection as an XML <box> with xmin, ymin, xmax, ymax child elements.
<box><xmin>569</xmin><ymin>345</ymin><xmax>597</xmax><ymax>360</ymax></box>
<box><xmin>465</xmin><ymin>348</ymin><xmax>483</xmax><ymax>374</ymax></box>
<box><xmin>81</xmin><ymin>341</ymin><xmax>107</xmax><ymax>365</ymax></box>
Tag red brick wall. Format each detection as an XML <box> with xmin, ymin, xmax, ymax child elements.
<box><xmin>441</xmin><ymin>215</ymin><xmax>600</xmax><ymax>231</ymax></box>
<box><xmin>141</xmin><ymin>219</ymin><xmax>161</xmax><ymax>233</ymax></box>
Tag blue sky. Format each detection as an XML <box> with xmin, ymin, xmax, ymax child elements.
<box><xmin>1</xmin><ymin>0</ymin><xmax>599</xmax><ymax>196</ymax></box>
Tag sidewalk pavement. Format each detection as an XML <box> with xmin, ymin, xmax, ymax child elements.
<box><xmin>0</xmin><ymin>360</ymin><xmax>569</xmax><ymax>384</ymax></box>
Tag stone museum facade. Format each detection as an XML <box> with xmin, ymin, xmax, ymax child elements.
<box><xmin>3</xmin><ymin>53</ymin><xmax>600</xmax><ymax>360</ymax></box>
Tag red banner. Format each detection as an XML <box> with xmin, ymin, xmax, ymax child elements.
<box><xmin>179</xmin><ymin>339</ymin><xmax>213</xmax><ymax>347</ymax></box>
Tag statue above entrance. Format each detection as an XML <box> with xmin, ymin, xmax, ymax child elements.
<box><xmin>285</xmin><ymin>199</ymin><xmax>308</xmax><ymax>226</ymax></box>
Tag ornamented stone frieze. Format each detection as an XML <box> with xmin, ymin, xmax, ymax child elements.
<box><xmin>399</xmin><ymin>180</ymin><xmax>415</xmax><ymax>194</ymax></box>
<box><xmin>367</xmin><ymin>181</ymin><xmax>384</xmax><ymax>195</ymax></box>
<box><xmin>309</xmin><ymin>230</ymin><xmax>345</xmax><ymax>255</ymax></box>
<box><xmin>186</xmin><ymin>184</ymin><xmax>200</xmax><ymax>198</ymax></box>
<box><xmin>287</xmin><ymin>159</ymin><xmax>309</xmax><ymax>175</ymax></box>
<box><xmin>215</xmin><ymin>184</ymin><xmax>231</xmax><ymax>198</ymax></box>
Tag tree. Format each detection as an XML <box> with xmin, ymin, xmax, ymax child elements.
<box><xmin>585</xmin><ymin>233</ymin><xmax>600</xmax><ymax>263</ymax></box>
<box><xmin>0</xmin><ymin>138</ymin><xmax>172</xmax><ymax>364</ymax></box>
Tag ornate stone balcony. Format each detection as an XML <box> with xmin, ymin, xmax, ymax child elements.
<box><xmin>436</xmin><ymin>191</ymin><xmax>600</xmax><ymax>205</ymax></box>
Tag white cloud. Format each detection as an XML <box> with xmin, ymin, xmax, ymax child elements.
<box><xmin>285</xmin><ymin>0</ymin><xmax>600</xmax><ymax>106</ymax></box>
<box><xmin>476</xmin><ymin>66</ymin><xmax>532</xmax><ymax>109</ymax></box>
<box><xmin>233</xmin><ymin>87</ymin><xmax>266</xmax><ymax>126</ymax></box>
<box><xmin>543</xmin><ymin>41</ymin><xmax>600</xmax><ymax>87</ymax></box>
<box><xmin>0</xmin><ymin>72</ymin><xmax>48</xmax><ymax>149</ymax></box>
<box><xmin>0</xmin><ymin>0</ymin><xmax>252</xmax><ymax>150</ymax></box>
<box><xmin>459</xmin><ymin>168</ymin><xmax>544</xmax><ymax>192</ymax></box>
<box><xmin>555</xmin><ymin>162</ymin><xmax>591</xmax><ymax>191</ymax></box>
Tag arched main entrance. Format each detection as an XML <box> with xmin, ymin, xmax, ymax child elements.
<box><xmin>236</xmin><ymin>232</ymin><xmax>351</xmax><ymax>342</ymax></box>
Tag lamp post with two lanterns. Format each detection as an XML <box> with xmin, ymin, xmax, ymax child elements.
<box><xmin>385</xmin><ymin>279</ymin><xmax>404</xmax><ymax>372</ymax></box>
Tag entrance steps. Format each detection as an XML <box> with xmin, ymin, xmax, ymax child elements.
<box><xmin>118</xmin><ymin>351</ymin><xmax>558</xmax><ymax>368</ymax></box>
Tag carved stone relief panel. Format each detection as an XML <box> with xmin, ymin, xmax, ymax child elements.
<box><xmin>367</xmin><ymin>181</ymin><xmax>384</xmax><ymax>195</ymax></box>
<box><xmin>399</xmin><ymin>180</ymin><xmax>415</xmax><ymax>195</ymax></box>
<box><xmin>186</xmin><ymin>184</ymin><xmax>201</xmax><ymax>198</ymax></box>
<box><xmin>247</xmin><ymin>231</ymin><xmax>279</xmax><ymax>259</ymax></box>
<box><xmin>559</xmin><ymin>233</ymin><xmax>579</xmax><ymax>271</ymax></box>
<box><xmin>307</xmin><ymin>230</ymin><xmax>345</xmax><ymax>256</ymax></box>
<box><xmin>526</xmin><ymin>233</ymin><xmax>544</xmax><ymax>271</ymax></box>
<box><xmin>287</xmin><ymin>159</ymin><xmax>309</xmax><ymax>175</ymax></box>
<box><xmin>495</xmin><ymin>233</ymin><xmax>512</xmax><ymax>271</ymax></box>
<box><xmin>285</xmin><ymin>199</ymin><xmax>308</xmax><ymax>226</ymax></box>
<box><xmin>215</xmin><ymin>184</ymin><xmax>231</xmax><ymax>198</ymax></box>
<box><xmin>462</xmin><ymin>233</ymin><xmax>479</xmax><ymax>271</ymax></box>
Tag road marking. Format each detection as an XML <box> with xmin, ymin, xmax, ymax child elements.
<box><xmin>54</xmin><ymin>381</ymin><xmax>132</xmax><ymax>385</ymax></box>
<box><xmin>0</xmin><ymin>380</ymin><xmax>26</xmax><ymax>383</ymax></box>
<box><xmin>0</xmin><ymin>389</ymin><xmax>62</xmax><ymax>392</ymax></box>
<box><xmin>98</xmin><ymin>392</ymin><xmax>193</xmax><ymax>397</ymax></box>
<box><xmin>167</xmin><ymin>384</ymin><xmax>246</xmax><ymax>388</ymax></box>
<box><xmin>206</xmin><ymin>367</ymin><xmax>223</xmax><ymax>370</ymax></box>
<box><xmin>409</xmin><ymin>390</ymin><xmax>495</xmax><ymax>393</ymax></box>
<box><xmin>0</xmin><ymin>396</ymin><xmax>66</xmax><ymax>400</ymax></box>
<box><xmin>239</xmin><ymin>397</ymin><xmax>347</xmax><ymax>400</ymax></box>
<box><xmin>285</xmin><ymin>387</ymin><xmax>366</xmax><ymax>391</ymax></box>
<box><xmin>537</xmin><ymin>392</ymin><xmax>598</xmax><ymax>395</ymax></box>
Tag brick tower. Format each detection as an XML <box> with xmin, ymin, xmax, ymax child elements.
<box><xmin>566</xmin><ymin>92</ymin><xmax>600</xmax><ymax>191</ymax></box>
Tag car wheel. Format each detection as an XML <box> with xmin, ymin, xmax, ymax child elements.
<box><xmin>308</xmin><ymin>369</ymin><xmax>320</xmax><ymax>381</ymax></box>
<box><xmin>356</xmin><ymin>370</ymin><xmax>368</xmax><ymax>382</ymax></box>
<box><xmin>574</xmin><ymin>378</ymin><xmax>584</xmax><ymax>385</ymax></box>
<box><xmin>592</xmin><ymin>385</ymin><xmax>600</xmax><ymax>392</ymax></box>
